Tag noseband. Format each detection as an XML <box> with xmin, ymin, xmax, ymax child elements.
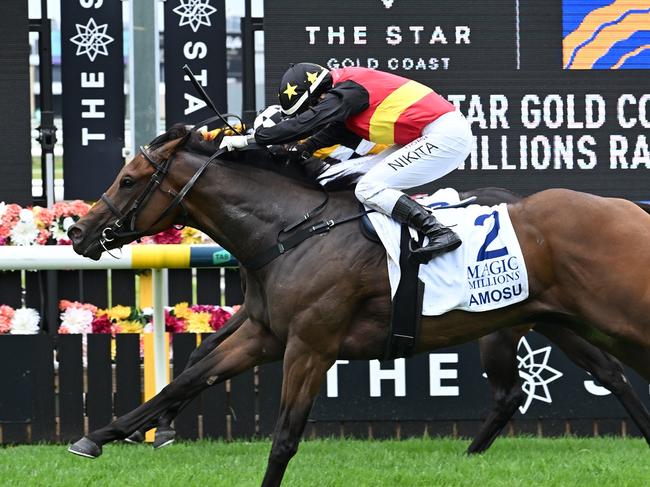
<box><xmin>99</xmin><ymin>138</ymin><xmax>225</xmax><ymax>253</ymax></box>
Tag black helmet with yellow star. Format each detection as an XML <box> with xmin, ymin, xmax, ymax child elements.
<box><xmin>278</xmin><ymin>63</ymin><xmax>332</xmax><ymax>116</ymax></box>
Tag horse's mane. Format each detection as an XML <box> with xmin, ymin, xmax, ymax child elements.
<box><xmin>152</xmin><ymin>124</ymin><xmax>362</xmax><ymax>192</ymax></box>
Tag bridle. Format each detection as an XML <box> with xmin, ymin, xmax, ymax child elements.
<box><xmin>98</xmin><ymin>130</ymin><xmax>374</xmax><ymax>270</ymax></box>
<box><xmin>99</xmin><ymin>134</ymin><xmax>226</xmax><ymax>255</ymax></box>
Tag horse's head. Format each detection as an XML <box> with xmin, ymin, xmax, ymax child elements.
<box><xmin>68</xmin><ymin>127</ymin><xmax>192</xmax><ymax>260</ymax></box>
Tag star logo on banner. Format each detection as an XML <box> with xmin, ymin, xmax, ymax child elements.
<box><xmin>516</xmin><ymin>337</ymin><xmax>563</xmax><ymax>414</ymax></box>
<box><xmin>380</xmin><ymin>0</ymin><xmax>396</xmax><ymax>8</ymax></box>
<box><xmin>173</xmin><ymin>0</ymin><xmax>218</xmax><ymax>33</ymax></box>
<box><xmin>69</xmin><ymin>17</ymin><xmax>114</xmax><ymax>62</ymax></box>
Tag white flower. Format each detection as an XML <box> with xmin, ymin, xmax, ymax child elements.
<box><xmin>63</xmin><ymin>216</ymin><xmax>75</xmax><ymax>231</ymax></box>
<box><xmin>10</xmin><ymin>220</ymin><xmax>39</xmax><ymax>246</ymax></box>
<box><xmin>19</xmin><ymin>208</ymin><xmax>34</xmax><ymax>223</ymax></box>
<box><xmin>10</xmin><ymin>307</ymin><xmax>40</xmax><ymax>334</ymax></box>
<box><xmin>50</xmin><ymin>221</ymin><xmax>68</xmax><ymax>242</ymax></box>
<box><xmin>0</xmin><ymin>202</ymin><xmax>6</xmax><ymax>219</ymax></box>
<box><xmin>60</xmin><ymin>307</ymin><xmax>93</xmax><ymax>334</ymax></box>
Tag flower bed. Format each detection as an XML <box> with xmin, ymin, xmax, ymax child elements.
<box><xmin>0</xmin><ymin>301</ymin><xmax>237</xmax><ymax>335</ymax></box>
<box><xmin>59</xmin><ymin>300</ymin><xmax>236</xmax><ymax>335</ymax></box>
<box><xmin>0</xmin><ymin>200</ymin><xmax>213</xmax><ymax>246</ymax></box>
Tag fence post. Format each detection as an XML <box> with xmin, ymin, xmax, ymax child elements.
<box><xmin>152</xmin><ymin>267</ymin><xmax>169</xmax><ymax>393</ymax></box>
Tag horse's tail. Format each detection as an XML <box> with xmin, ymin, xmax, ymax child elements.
<box><xmin>635</xmin><ymin>201</ymin><xmax>650</xmax><ymax>215</ymax></box>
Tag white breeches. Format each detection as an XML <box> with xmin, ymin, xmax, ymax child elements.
<box><xmin>353</xmin><ymin>110</ymin><xmax>472</xmax><ymax>215</ymax></box>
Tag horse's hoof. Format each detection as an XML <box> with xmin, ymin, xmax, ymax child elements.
<box><xmin>124</xmin><ymin>430</ymin><xmax>145</xmax><ymax>444</ymax></box>
<box><xmin>153</xmin><ymin>428</ymin><xmax>176</xmax><ymax>449</ymax></box>
<box><xmin>68</xmin><ymin>437</ymin><xmax>102</xmax><ymax>458</ymax></box>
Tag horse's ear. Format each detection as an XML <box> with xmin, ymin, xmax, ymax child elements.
<box><xmin>167</xmin><ymin>124</ymin><xmax>189</xmax><ymax>140</ymax></box>
<box><xmin>158</xmin><ymin>130</ymin><xmax>191</xmax><ymax>158</ymax></box>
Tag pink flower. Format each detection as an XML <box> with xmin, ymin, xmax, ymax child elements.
<box><xmin>59</xmin><ymin>300</ymin><xmax>97</xmax><ymax>313</ymax></box>
<box><xmin>190</xmin><ymin>304</ymin><xmax>214</xmax><ymax>313</ymax></box>
<box><xmin>4</xmin><ymin>204</ymin><xmax>21</xmax><ymax>220</ymax></box>
<box><xmin>0</xmin><ymin>204</ymin><xmax>21</xmax><ymax>239</ymax></box>
<box><xmin>58</xmin><ymin>324</ymin><xmax>70</xmax><ymax>334</ymax></box>
<box><xmin>164</xmin><ymin>309</ymin><xmax>186</xmax><ymax>333</ymax></box>
<box><xmin>187</xmin><ymin>305</ymin><xmax>233</xmax><ymax>331</ymax></box>
<box><xmin>0</xmin><ymin>304</ymin><xmax>14</xmax><ymax>333</ymax></box>
<box><xmin>52</xmin><ymin>201</ymin><xmax>90</xmax><ymax>219</ymax></box>
<box><xmin>153</xmin><ymin>227</ymin><xmax>182</xmax><ymax>245</ymax></box>
<box><xmin>36</xmin><ymin>229</ymin><xmax>50</xmax><ymax>245</ymax></box>
<box><xmin>69</xmin><ymin>200</ymin><xmax>91</xmax><ymax>217</ymax></box>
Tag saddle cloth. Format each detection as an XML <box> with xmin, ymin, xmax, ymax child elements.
<box><xmin>367</xmin><ymin>188</ymin><xmax>530</xmax><ymax>316</ymax></box>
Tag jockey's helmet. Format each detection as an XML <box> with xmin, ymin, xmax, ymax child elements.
<box><xmin>278</xmin><ymin>63</ymin><xmax>332</xmax><ymax>116</ymax></box>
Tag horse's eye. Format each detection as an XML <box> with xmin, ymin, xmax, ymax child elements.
<box><xmin>121</xmin><ymin>176</ymin><xmax>134</xmax><ymax>188</ymax></box>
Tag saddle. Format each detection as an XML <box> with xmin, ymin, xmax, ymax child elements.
<box><xmin>360</xmin><ymin>195</ymin><xmax>477</xmax><ymax>359</ymax></box>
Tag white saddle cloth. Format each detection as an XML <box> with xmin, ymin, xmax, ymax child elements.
<box><xmin>367</xmin><ymin>188</ymin><xmax>530</xmax><ymax>316</ymax></box>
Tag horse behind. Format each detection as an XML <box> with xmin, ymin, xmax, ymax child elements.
<box><xmin>67</xmin><ymin>127</ymin><xmax>650</xmax><ymax>486</ymax></box>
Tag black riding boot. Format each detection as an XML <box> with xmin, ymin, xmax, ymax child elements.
<box><xmin>391</xmin><ymin>195</ymin><xmax>462</xmax><ymax>261</ymax></box>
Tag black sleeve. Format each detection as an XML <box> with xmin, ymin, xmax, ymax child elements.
<box><xmin>254</xmin><ymin>80</ymin><xmax>368</xmax><ymax>146</ymax></box>
<box><xmin>299</xmin><ymin>122</ymin><xmax>364</xmax><ymax>154</ymax></box>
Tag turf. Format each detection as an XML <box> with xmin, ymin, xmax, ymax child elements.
<box><xmin>1</xmin><ymin>437</ymin><xmax>649</xmax><ymax>486</ymax></box>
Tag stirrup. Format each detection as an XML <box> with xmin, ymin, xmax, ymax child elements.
<box><xmin>409</xmin><ymin>234</ymin><xmax>461</xmax><ymax>263</ymax></box>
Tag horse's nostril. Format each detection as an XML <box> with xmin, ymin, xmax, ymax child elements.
<box><xmin>68</xmin><ymin>225</ymin><xmax>83</xmax><ymax>244</ymax></box>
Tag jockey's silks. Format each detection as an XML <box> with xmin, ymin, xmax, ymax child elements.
<box><xmin>331</xmin><ymin>68</ymin><xmax>455</xmax><ymax>145</ymax></box>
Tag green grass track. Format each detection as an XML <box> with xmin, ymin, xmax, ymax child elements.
<box><xmin>1</xmin><ymin>437</ymin><xmax>649</xmax><ymax>486</ymax></box>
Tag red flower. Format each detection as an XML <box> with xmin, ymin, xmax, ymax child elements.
<box><xmin>164</xmin><ymin>309</ymin><xmax>186</xmax><ymax>333</ymax></box>
<box><xmin>210</xmin><ymin>307</ymin><xmax>232</xmax><ymax>331</ymax></box>
<box><xmin>91</xmin><ymin>313</ymin><xmax>113</xmax><ymax>334</ymax></box>
<box><xmin>153</xmin><ymin>227</ymin><xmax>182</xmax><ymax>245</ymax></box>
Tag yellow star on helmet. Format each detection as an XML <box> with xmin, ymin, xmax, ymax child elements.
<box><xmin>283</xmin><ymin>82</ymin><xmax>298</xmax><ymax>100</ymax></box>
<box><xmin>306</xmin><ymin>71</ymin><xmax>320</xmax><ymax>84</ymax></box>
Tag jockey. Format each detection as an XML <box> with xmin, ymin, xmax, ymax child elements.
<box><xmin>220</xmin><ymin>63</ymin><xmax>473</xmax><ymax>260</ymax></box>
<box><xmin>225</xmin><ymin>104</ymin><xmax>388</xmax><ymax>180</ymax></box>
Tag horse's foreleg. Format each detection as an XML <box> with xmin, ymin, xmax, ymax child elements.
<box><xmin>69</xmin><ymin>319</ymin><xmax>282</xmax><ymax>458</ymax></box>
<box><xmin>467</xmin><ymin>328</ymin><xmax>525</xmax><ymax>455</ymax></box>
<box><xmin>127</xmin><ymin>308</ymin><xmax>249</xmax><ymax>446</ymax></box>
<box><xmin>261</xmin><ymin>341</ymin><xmax>336</xmax><ymax>487</ymax></box>
<box><xmin>536</xmin><ymin>323</ymin><xmax>650</xmax><ymax>447</ymax></box>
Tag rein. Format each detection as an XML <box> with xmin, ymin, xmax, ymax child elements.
<box><xmin>98</xmin><ymin>114</ymin><xmax>370</xmax><ymax>268</ymax></box>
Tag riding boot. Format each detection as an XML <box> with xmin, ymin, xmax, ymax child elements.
<box><xmin>391</xmin><ymin>195</ymin><xmax>462</xmax><ymax>261</ymax></box>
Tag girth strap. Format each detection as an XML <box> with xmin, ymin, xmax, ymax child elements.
<box><xmin>384</xmin><ymin>224</ymin><xmax>425</xmax><ymax>359</ymax></box>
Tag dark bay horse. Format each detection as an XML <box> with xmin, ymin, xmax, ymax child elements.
<box><xmin>125</xmin><ymin>187</ymin><xmax>650</xmax><ymax>454</ymax></box>
<box><xmin>67</xmin><ymin>128</ymin><xmax>650</xmax><ymax>486</ymax></box>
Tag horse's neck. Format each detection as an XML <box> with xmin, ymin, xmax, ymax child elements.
<box><xmin>184</xmin><ymin>162</ymin><xmax>335</xmax><ymax>265</ymax></box>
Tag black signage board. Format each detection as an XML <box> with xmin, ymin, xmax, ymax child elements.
<box><xmin>264</xmin><ymin>0</ymin><xmax>650</xmax><ymax>199</ymax></box>
<box><xmin>164</xmin><ymin>0</ymin><xmax>227</xmax><ymax>128</ymax></box>
<box><xmin>308</xmin><ymin>332</ymin><xmax>650</xmax><ymax>421</ymax></box>
<box><xmin>61</xmin><ymin>0</ymin><xmax>124</xmax><ymax>200</ymax></box>
<box><xmin>0</xmin><ymin>0</ymin><xmax>31</xmax><ymax>205</ymax></box>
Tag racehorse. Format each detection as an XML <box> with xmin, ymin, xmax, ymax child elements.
<box><xmin>67</xmin><ymin>127</ymin><xmax>650</xmax><ymax>486</ymax></box>
<box><xmin>462</xmin><ymin>189</ymin><xmax>650</xmax><ymax>454</ymax></box>
<box><xmin>124</xmin><ymin>188</ymin><xmax>650</xmax><ymax>454</ymax></box>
